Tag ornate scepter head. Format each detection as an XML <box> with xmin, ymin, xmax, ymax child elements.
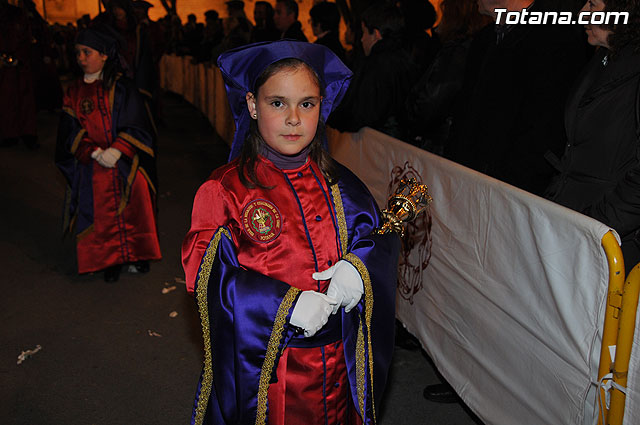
<box><xmin>375</xmin><ymin>178</ymin><xmax>432</xmax><ymax>238</ymax></box>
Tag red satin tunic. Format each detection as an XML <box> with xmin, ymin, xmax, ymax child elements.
<box><xmin>66</xmin><ymin>80</ymin><xmax>161</xmax><ymax>273</ymax></box>
<box><xmin>183</xmin><ymin>157</ymin><xmax>361</xmax><ymax>424</ymax></box>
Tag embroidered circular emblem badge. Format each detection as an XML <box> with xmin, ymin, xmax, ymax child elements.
<box><xmin>242</xmin><ymin>199</ymin><xmax>282</xmax><ymax>243</ymax></box>
<box><xmin>80</xmin><ymin>98</ymin><xmax>94</xmax><ymax>114</ymax></box>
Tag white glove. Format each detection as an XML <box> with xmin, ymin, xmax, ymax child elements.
<box><xmin>91</xmin><ymin>147</ymin><xmax>104</xmax><ymax>160</ymax></box>
<box><xmin>290</xmin><ymin>291</ymin><xmax>337</xmax><ymax>337</ymax></box>
<box><xmin>313</xmin><ymin>260</ymin><xmax>363</xmax><ymax>314</ymax></box>
<box><xmin>96</xmin><ymin>147</ymin><xmax>121</xmax><ymax>168</ymax></box>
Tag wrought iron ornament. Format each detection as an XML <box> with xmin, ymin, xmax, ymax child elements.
<box><xmin>375</xmin><ymin>178</ymin><xmax>432</xmax><ymax>238</ymax></box>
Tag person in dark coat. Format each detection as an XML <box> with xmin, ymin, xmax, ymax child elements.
<box><xmin>274</xmin><ymin>0</ymin><xmax>308</xmax><ymax>42</ymax></box>
<box><xmin>310</xmin><ymin>1</ymin><xmax>346</xmax><ymax>62</ymax></box>
<box><xmin>211</xmin><ymin>1</ymin><xmax>253</xmax><ymax>61</ymax></box>
<box><xmin>193</xmin><ymin>10</ymin><xmax>224</xmax><ymax>63</ymax></box>
<box><xmin>0</xmin><ymin>0</ymin><xmax>38</xmax><ymax>149</ymax></box>
<box><xmin>182</xmin><ymin>14</ymin><xmax>204</xmax><ymax>56</ymax></box>
<box><xmin>133</xmin><ymin>0</ymin><xmax>166</xmax><ymax>66</ymax></box>
<box><xmin>328</xmin><ymin>2</ymin><xmax>416</xmax><ymax>140</ymax></box>
<box><xmin>93</xmin><ymin>0</ymin><xmax>156</xmax><ymax>109</ymax></box>
<box><xmin>250</xmin><ymin>1</ymin><xmax>280</xmax><ymax>43</ymax></box>
<box><xmin>444</xmin><ymin>0</ymin><xmax>587</xmax><ymax>196</ymax></box>
<box><xmin>405</xmin><ymin>0</ymin><xmax>491</xmax><ymax>154</ymax></box>
<box><xmin>25</xmin><ymin>0</ymin><xmax>63</xmax><ymax>112</ymax></box>
<box><xmin>546</xmin><ymin>0</ymin><xmax>640</xmax><ymax>274</ymax></box>
<box><xmin>397</xmin><ymin>0</ymin><xmax>439</xmax><ymax>76</ymax></box>
<box><xmin>225</xmin><ymin>0</ymin><xmax>253</xmax><ymax>39</ymax></box>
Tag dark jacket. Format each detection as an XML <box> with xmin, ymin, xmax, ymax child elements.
<box><xmin>328</xmin><ymin>37</ymin><xmax>417</xmax><ymax>140</ymax></box>
<box><xmin>405</xmin><ymin>35</ymin><xmax>471</xmax><ymax>153</ymax></box>
<box><xmin>445</xmin><ymin>1</ymin><xmax>587</xmax><ymax>195</ymax></box>
<box><xmin>250</xmin><ymin>25</ymin><xmax>280</xmax><ymax>43</ymax></box>
<box><xmin>546</xmin><ymin>46</ymin><xmax>640</xmax><ymax>270</ymax></box>
<box><xmin>281</xmin><ymin>21</ymin><xmax>307</xmax><ymax>42</ymax></box>
<box><xmin>315</xmin><ymin>31</ymin><xmax>345</xmax><ymax>63</ymax></box>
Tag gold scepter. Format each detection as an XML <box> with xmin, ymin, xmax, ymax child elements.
<box><xmin>374</xmin><ymin>178</ymin><xmax>432</xmax><ymax>238</ymax></box>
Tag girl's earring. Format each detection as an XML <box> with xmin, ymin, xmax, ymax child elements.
<box><xmin>252</xmin><ymin>113</ymin><xmax>257</xmax><ymax>119</ymax></box>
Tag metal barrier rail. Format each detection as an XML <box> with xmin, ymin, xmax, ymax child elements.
<box><xmin>600</xmin><ymin>232</ymin><xmax>640</xmax><ymax>424</ymax></box>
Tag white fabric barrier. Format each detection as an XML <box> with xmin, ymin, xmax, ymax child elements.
<box><xmin>328</xmin><ymin>127</ymin><xmax>617</xmax><ymax>425</ymax></box>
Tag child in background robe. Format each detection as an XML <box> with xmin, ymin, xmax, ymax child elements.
<box><xmin>56</xmin><ymin>26</ymin><xmax>161</xmax><ymax>282</ymax></box>
<box><xmin>181</xmin><ymin>40</ymin><xmax>400</xmax><ymax>425</ymax></box>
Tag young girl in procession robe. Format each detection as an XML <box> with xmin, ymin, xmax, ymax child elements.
<box><xmin>56</xmin><ymin>26</ymin><xmax>161</xmax><ymax>282</ymax></box>
<box><xmin>181</xmin><ymin>40</ymin><xmax>400</xmax><ymax>425</ymax></box>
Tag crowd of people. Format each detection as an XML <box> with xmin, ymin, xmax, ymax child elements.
<box><xmin>0</xmin><ymin>0</ymin><xmax>64</xmax><ymax>149</ymax></box>
<box><xmin>3</xmin><ymin>0</ymin><xmax>640</xmax><ymax>421</ymax></box>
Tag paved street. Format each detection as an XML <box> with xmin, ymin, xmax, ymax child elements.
<box><xmin>0</xmin><ymin>93</ymin><xmax>481</xmax><ymax>425</ymax></box>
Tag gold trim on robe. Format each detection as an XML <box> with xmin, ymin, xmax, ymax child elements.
<box><xmin>63</xmin><ymin>106</ymin><xmax>77</xmax><ymax>119</ymax></box>
<box><xmin>330</xmin><ymin>184</ymin><xmax>349</xmax><ymax>255</ymax></box>
<box><xmin>138</xmin><ymin>88</ymin><xmax>153</xmax><ymax>99</ymax></box>
<box><xmin>76</xmin><ymin>223</ymin><xmax>94</xmax><ymax>241</ymax></box>
<box><xmin>193</xmin><ymin>228</ymin><xmax>231</xmax><ymax>425</ymax></box>
<box><xmin>143</xmin><ymin>99</ymin><xmax>158</xmax><ymax>135</ymax></box>
<box><xmin>108</xmin><ymin>81</ymin><xmax>116</xmax><ymax>113</ymax></box>
<box><xmin>117</xmin><ymin>154</ymin><xmax>139</xmax><ymax>215</ymax></box>
<box><xmin>118</xmin><ymin>131</ymin><xmax>155</xmax><ymax>157</ymax></box>
<box><xmin>256</xmin><ymin>287</ymin><xmax>301</xmax><ymax>425</ymax></box>
<box><xmin>356</xmin><ymin>320</ymin><xmax>366</xmax><ymax>417</ymax></box>
<box><xmin>70</xmin><ymin>128</ymin><xmax>86</xmax><ymax>155</ymax></box>
<box><xmin>330</xmin><ymin>183</ymin><xmax>373</xmax><ymax>420</ymax></box>
<box><xmin>345</xmin><ymin>252</ymin><xmax>376</xmax><ymax>423</ymax></box>
<box><xmin>138</xmin><ymin>167</ymin><xmax>156</xmax><ymax>194</ymax></box>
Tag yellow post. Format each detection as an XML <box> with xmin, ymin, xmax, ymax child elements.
<box><xmin>600</xmin><ymin>231</ymin><xmax>626</xmax><ymax>425</ymax></box>
<box><xmin>607</xmin><ymin>264</ymin><xmax>640</xmax><ymax>425</ymax></box>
